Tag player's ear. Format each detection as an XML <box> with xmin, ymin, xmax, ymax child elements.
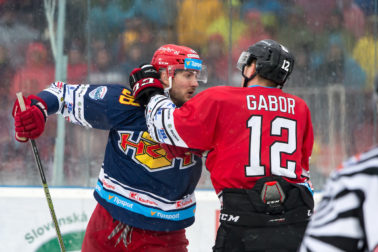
<box><xmin>244</xmin><ymin>63</ymin><xmax>256</xmax><ymax>79</ymax></box>
<box><xmin>160</xmin><ymin>70</ymin><xmax>170</xmax><ymax>89</ymax></box>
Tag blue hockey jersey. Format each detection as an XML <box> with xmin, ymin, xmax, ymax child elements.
<box><xmin>38</xmin><ymin>82</ymin><xmax>202</xmax><ymax>231</ymax></box>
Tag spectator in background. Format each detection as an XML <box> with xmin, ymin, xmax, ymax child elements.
<box><xmin>232</xmin><ymin>10</ymin><xmax>272</xmax><ymax>66</ymax></box>
<box><xmin>347</xmin><ymin>75</ymin><xmax>378</xmax><ymax>155</ymax></box>
<box><xmin>117</xmin><ymin>17</ymin><xmax>155</xmax><ymax>65</ymax></box>
<box><xmin>177</xmin><ymin>0</ymin><xmax>224</xmax><ymax>50</ymax></box>
<box><xmin>240</xmin><ymin>0</ymin><xmax>283</xmax><ymax>18</ymax></box>
<box><xmin>340</xmin><ymin>0</ymin><xmax>366</xmax><ymax>41</ymax></box>
<box><xmin>316</xmin><ymin>36</ymin><xmax>366</xmax><ymax>89</ymax></box>
<box><xmin>66</xmin><ymin>40</ymin><xmax>88</xmax><ymax>84</ymax></box>
<box><xmin>240</xmin><ymin>0</ymin><xmax>283</xmax><ymax>36</ymax></box>
<box><xmin>0</xmin><ymin>44</ymin><xmax>15</xmax><ymax>173</ymax></box>
<box><xmin>202</xmin><ymin>33</ymin><xmax>228</xmax><ymax>85</ymax></box>
<box><xmin>353</xmin><ymin>15</ymin><xmax>378</xmax><ymax>90</ymax></box>
<box><xmin>355</xmin><ymin>0</ymin><xmax>377</xmax><ymax>16</ymax></box>
<box><xmin>88</xmin><ymin>0</ymin><xmax>128</xmax><ymax>43</ymax></box>
<box><xmin>123</xmin><ymin>0</ymin><xmax>177</xmax><ymax>41</ymax></box>
<box><xmin>0</xmin><ymin>44</ymin><xmax>14</xmax><ymax>104</ymax></box>
<box><xmin>10</xmin><ymin>42</ymin><xmax>54</xmax><ymax>97</ymax></box>
<box><xmin>120</xmin><ymin>43</ymin><xmax>147</xmax><ymax>76</ymax></box>
<box><xmin>88</xmin><ymin>47</ymin><xmax>126</xmax><ymax>85</ymax></box>
<box><xmin>276</xmin><ymin>6</ymin><xmax>314</xmax><ymax>51</ymax></box>
<box><xmin>206</xmin><ymin>0</ymin><xmax>246</xmax><ymax>50</ymax></box>
<box><xmin>295</xmin><ymin>0</ymin><xmax>337</xmax><ymax>33</ymax></box>
<box><xmin>316</xmin><ymin>36</ymin><xmax>366</xmax><ymax>88</ymax></box>
<box><xmin>118</xmin><ymin>17</ymin><xmax>142</xmax><ymax>52</ymax></box>
<box><xmin>323</xmin><ymin>9</ymin><xmax>356</xmax><ymax>54</ymax></box>
<box><xmin>0</xmin><ymin>3</ymin><xmax>40</xmax><ymax>68</ymax></box>
<box><xmin>285</xmin><ymin>43</ymin><xmax>316</xmax><ymax>88</ymax></box>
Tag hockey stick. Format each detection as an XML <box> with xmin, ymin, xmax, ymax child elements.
<box><xmin>16</xmin><ymin>92</ymin><xmax>66</xmax><ymax>252</ymax></box>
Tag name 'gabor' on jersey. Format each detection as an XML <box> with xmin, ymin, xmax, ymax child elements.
<box><xmin>246</xmin><ymin>94</ymin><xmax>295</xmax><ymax>115</ymax></box>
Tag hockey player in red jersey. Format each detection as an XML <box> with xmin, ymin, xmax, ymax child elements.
<box><xmin>131</xmin><ymin>39</ymin><xmax>315</xmax><ymax>251</ymax></box>
<box><xmin>12</xmin><ymin>44</ymin><xmax>206</xmax><ymax>252</ymax></box>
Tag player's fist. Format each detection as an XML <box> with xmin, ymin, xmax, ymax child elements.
<box><xmin>129</xmin><ymin>64</ymin><xmax>164</xmax><ymax>107</ymax></box>
<box><xmin>129</xmin><ymin>64</ymin><xmax>160</xmax><ymax>89</ymax></box>
<box><xmin>12</xmin><ymin>95</ymin><xmax>48</xmax><ymax>142</ymax></box>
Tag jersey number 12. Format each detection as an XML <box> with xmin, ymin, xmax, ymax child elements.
<box><xmin>246</xmin><ymin>115</ymin><xmax>297</xmax><ymax>178</ymax></box>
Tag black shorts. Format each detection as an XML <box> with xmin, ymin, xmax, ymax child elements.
<box><xmin>213</xmin><ymin>176</ymin><xmax>314</xmax><ymax>252</ymax></box>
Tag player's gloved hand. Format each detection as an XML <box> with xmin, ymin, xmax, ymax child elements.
<box><xmin>161</xmin><ymin>143</ymin><xmax>203</xmax><ymax>160</ymax></box>
<box><xmin>12</xmin><ymin>95</ymin><xmax>48</xmax><ymax>142</ymax></box>
<box><xmin>129</xmin><ymin>64</ymin><xmax>164</xmax><ymax>107</ymax></box>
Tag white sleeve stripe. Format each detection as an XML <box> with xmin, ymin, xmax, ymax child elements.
<box><xmin>150</xmin><ymin>96</ymin><xmax>169</xmax><ymax>120</ymax></box>
<box><xmin>162</xmin><ymin>108</ymin><xmax>188</xmax><ymax>147</ymax></box>
<box><xmin>161</xmin><ymin>109</ymin><xmax>175</xmax><ymax>145</ymax></box>
<box><xmin>74</xmin><ymin>85</ymin><xmax>92</xmax><ymax>128</ymax></box>
<box><xmin>146</xmin><ymin>95</ymin><xmax>170</xmax><ymax>142</ymax></box>
<box><xmin>146</xmin><ymin>95</ymin><xmax>188</xmax><ymax>148</ymax></box>
<box><xmin>70</xmin><ymin>85</ymin><xmax>83</xmax><ymax>126</ymax></box>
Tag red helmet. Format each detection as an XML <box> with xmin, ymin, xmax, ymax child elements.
<box><xmin>151</xmin><ymin>44</ymin><xmax>207</xmax><ymax>83</ymax></box>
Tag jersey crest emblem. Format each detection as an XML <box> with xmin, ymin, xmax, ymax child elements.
<box><xmin>118</xmin><ymin>131</ymin><xmax>196</xmax><ymax>171</ymax></box>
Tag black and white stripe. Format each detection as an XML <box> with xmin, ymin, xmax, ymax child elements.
<box><xmin>145</xmin><ymin>94</ymin><xmax>189</xmax><ymax>147</ymax></box>
<box><xmin>300</xmin><ymin>147</ymin><xmax>378</xmax><ymax>252</ymax></box>
<box><xmin>146</xmin><ymin>95</ymin><xmax>169</xmax><ymax>142</ymax></box>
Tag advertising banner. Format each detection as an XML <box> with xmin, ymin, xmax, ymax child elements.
<box><xmin>0</xmin><ymin>187</ymin><xmax>220</xmax><ymax>252</ymax></box>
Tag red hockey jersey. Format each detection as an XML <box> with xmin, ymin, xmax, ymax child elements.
<box><xmin>146</xmin><ymin>85</ymin><xmax>314</xmax><ymax>194</ymax></box>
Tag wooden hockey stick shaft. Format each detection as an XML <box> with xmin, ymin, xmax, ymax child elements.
<box><xmin>16</xmin><ymin>92</ymin><xmax>66</xmax><ymax>252</ymax></box>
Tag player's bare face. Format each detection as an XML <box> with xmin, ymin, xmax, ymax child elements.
<box><xmin>170</xmin><ymin>71</ymin><xmax>199</xmax><ymax>107</ymax></box>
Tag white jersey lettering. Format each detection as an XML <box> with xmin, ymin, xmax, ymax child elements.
<box><xmin>246</xmin><ymin>95</ymin><xmax>295</xmax><ymax>115</ymax></box>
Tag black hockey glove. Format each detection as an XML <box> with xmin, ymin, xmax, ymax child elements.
<box><xmin>129</xmin><ymin>64</ymin><xmax>164</xmax><ymax>107</ymax></box>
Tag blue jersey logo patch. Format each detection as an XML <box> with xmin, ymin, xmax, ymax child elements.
<box><xmin>89</xmin><ymin>86</ymin><xmax>108</xmax><ymax>100</ymax></box>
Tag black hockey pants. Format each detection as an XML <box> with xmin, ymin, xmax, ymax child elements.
<box><xmin>213</xmin><ymin>176</ymin><xmax>314</xmax><ymax>252</ymax></box>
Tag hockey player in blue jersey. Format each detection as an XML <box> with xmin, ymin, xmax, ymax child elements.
<box><xmin>12</xmin><ymin>44</ymin><xmax>207</xmax><ymax>252</ymax></box>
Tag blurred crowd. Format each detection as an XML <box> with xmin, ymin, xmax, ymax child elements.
<box><xmin>0</xmin><ymin>0</ymin><xmax>377</xmax><ymax>189</ymax></box>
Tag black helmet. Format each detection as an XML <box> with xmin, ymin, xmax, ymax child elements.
<box><xmin>237</xmin><ymin>39</ymin><xmax>294</xmax><ymax>87</ymax></box>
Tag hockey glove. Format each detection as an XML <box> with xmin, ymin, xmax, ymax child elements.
<box><xmin>12</xmin><ymin>95</ymin><xmax>48</xmax><ymax>142</ymax></box>
<box><xmin>129</xmin><ymin>64</ymin><xmax>164</xmax><ymax>107</ymax></box>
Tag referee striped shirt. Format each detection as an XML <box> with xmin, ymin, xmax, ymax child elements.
<box><xmin>300</xmin><ymin>146</ymin><xmax>378</xmax><ymax>252</ymax></box>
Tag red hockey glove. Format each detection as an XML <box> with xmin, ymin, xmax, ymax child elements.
<box><xmin>12</xmin><ymin>95</ymin><xmax>48</xmax><ymax>142</ymax></box>
<box><xmin>129</xmin><ymin>64</ymin><xmax>164</xmax><ymax>107</ymax></box>
<box><xmin>161</xmin><ymin>143</ymin><xmax>203</xmax><ymax>160</ymax></box>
